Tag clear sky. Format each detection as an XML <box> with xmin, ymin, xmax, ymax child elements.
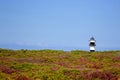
<box><xmin>0</xmin><ymin>0</ymin><xmax>120</xmax><ymax>51</ymax></box>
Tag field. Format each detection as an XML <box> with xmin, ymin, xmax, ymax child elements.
<box><xmin>0</xmin><ymin>49</ymin><xmax>120</xmax><ymax>80</ymax></box>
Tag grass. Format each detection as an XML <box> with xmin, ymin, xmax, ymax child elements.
<box><xmin>0</xmin><ymin>48</ymin><xmax>120</xmax><ymax>80</ymax></box>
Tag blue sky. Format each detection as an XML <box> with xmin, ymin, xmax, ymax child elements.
<box><xmin>0</xmin><ymin>0</ymin><xmax>120</xmax><ymax>51</ymax></box>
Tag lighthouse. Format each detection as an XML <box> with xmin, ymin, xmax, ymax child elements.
<box><xmin>89</xmin><ymin>37</ymin><xmax>96</xmax><ymax>52</ymax></box>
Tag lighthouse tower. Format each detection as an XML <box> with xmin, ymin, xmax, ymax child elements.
<box><xmin>89</xmin><ymin>37</ymin><xmax>96</xmax><ymax>52</ymax></box>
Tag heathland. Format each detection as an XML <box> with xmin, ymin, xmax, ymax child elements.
<box><xmin>0</xmin><ymin>49</ymin><xmax>120</xmax><ymax>80</ymax></box>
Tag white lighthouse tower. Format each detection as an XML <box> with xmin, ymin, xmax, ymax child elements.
<box><xmin>89</xmin><ymin>37</ymin><xmax>96</xmax><ymax>52</ymax></box>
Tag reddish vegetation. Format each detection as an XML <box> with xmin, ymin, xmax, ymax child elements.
<box><xmin>83</xmin><ymin>71</ymin><xmax>118</xmax><ymax>80</ymax></box>
<box><xmin>51</xmin><ymin>67</ymin><xmax>59</xmax><ymax>71</ymax></box>
<box><xmin>112</xmin><ymin>55</ymin><xmax>120</xmax><ymax>61</ymax></box>
<box><xmin>58</xmin><ymin>62</ymin><xmax>69</xmax><ymax>67</ymax></box>
<box><xmin>16</xmin><ymin>75</ymin><xmax>29</xmax><ymax>80</ymax></box>
<box><xmin>0</xmin><ymin>65</ymin><xmax>14</xmax><ymax>74</ymax></box>
<box><xmin>79</xmin><ymin>57</ymin><xmax>90</xmax><ymax>64</ymax></box>
<box><xmin>0</xmin><ymin>49</ymin><xmax>120</xmax><ymax>79</ymax></box>
<box><xmin>90</xmin><ymin>62</ymin><xmax>103</xmax><ymax>69</ymax></box>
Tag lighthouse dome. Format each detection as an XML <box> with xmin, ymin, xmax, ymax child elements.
<box><xmin>90</xmin><ymin>37</ymin><xmax>95</xmax><ymax>42</ymax></box>
<box><xmin>90</xmin><ymin>37</ymin><xmax>95</xmax><ymax>40</ymax></box>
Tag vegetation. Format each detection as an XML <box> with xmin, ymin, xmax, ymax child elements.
<box><xmin>0</xmin><ymin>48</ymin><xmax>120</xmax><ymax>80</ymax></box>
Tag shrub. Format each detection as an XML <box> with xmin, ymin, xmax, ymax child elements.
<box><xmin>83</xmin><ymin>70</ymin><xmax>118</xmax><ymax>80</ymax></box>
<box><xmin>63</xmin><ymin>69</ymin><xmax>84</xmax><ymax>80</ymax></box>
<box><xmin>0</xmin><ymin>65</ymin><xmax>14</xmax><ymax>74</ymax></box>
<box><xmin>11</xmin><ymin>62</ymin><xmax>37</xmax><ymax>71</ymax></box>
<box><xmin>112</xmin><ymin>55</ymin><xmax>120</xmax><ymax>62</ymax></box>
<box><xmin>16</xmin><ymin>75</ymin><xmax>29</xmax><ymax>80</ymax></box>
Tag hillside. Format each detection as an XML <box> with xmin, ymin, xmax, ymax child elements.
<box><xmin>0</xmin><ymin>49</ymin><xmax>120</xmax><ymax>80</ymax></box>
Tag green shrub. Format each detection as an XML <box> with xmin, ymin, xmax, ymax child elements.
<box><xmin>11</xmin><ymin>62</ymin><xmax>38</xmax><ymax>71</ymax></box>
